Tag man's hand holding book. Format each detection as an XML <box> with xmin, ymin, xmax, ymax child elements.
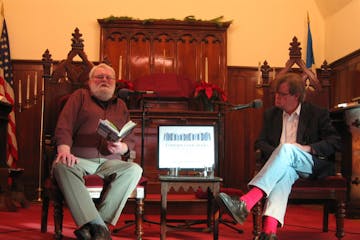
<box><xmin>97</xmin><ymin>119</ymin><xmax>136</xmax><ymax>142</ymax></box>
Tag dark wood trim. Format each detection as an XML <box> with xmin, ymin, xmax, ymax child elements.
<box><xmin>329</xmin><ymin>49</ymin><xmax>360</xmax><ymax>68</ymax></box>
<box><xmin>97</xmin><ymin>19</ymin><xmax>231</xmax><ymax>31</ymax></box>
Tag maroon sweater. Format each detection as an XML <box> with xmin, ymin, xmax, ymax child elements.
<box><xmin>55</xmin><ymin>88</ymin><xmax>134</xmax><ymax>160</ymax></box>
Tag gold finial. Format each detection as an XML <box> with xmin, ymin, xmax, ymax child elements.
<box><xmin>1</xmin><ymin>1</ymin><xmax>4</xmax><ymax>18</ymax></box>
<box><xmin>307</xmin><ymin>11</ymin><xmax>310</xmax><ymax>24</ymax></box>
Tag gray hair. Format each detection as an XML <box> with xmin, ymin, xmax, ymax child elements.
<box><xmin>89</xmin><ymin>63</ymin><xmax>116</xmax><ymax>79</ymax></box>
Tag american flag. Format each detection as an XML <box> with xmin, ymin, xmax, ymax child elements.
<box><xmin>0</xmin><ymin>5</ymin><xmax>18</xmax><ymax>168</ymax></box>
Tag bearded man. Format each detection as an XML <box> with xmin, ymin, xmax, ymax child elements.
<box><xmin>52</xmin><ymin>63</ymin><xmax>142</xmax><ymax>240</ymax></box>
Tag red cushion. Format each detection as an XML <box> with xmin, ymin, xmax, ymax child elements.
<box><xmin>137</xmin><ymin>176</ymin><xmax>148</xmax><ymax>186</ymax></box>
<box><xmin>134</xmin><ymin>73</ymin><xmax>196</xmax><ymax>98</ymax></box>
<box><xmin>84</xmin><ymin>175</ymin><xmax>103</xmax><ymax>187</ymax></box>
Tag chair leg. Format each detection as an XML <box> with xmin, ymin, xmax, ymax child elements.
<box><xmin>135</xmin><ymin>197</ymin><xmax>144</xmax><ymax>240</ymax></box>
<box><xmin>41</xmin><ymin>193</ymin><xmax>49</xmax><ymax>233</ymax></box>
<box><xmin>52</xmin><ymin>187</ymin><xmax>64</xmax><ymax>240</ymax></box>
<box><xmin>323</xmin><ymin>202</ymin><xmax>329</xmax><ymax>232</ymax></box>
<box><xmin>113</xmin><ymin>197</ymin><xmax>145</xmax><ymax>239</ymax></box>
<box><xmin>335</xmin><ymin>200</ymin><xmax>346</xmax><ymax>240</ymax></box>
<box><xmin>252</xmin><ymin>201</ymin><xmax>262</xmax><ymax>239</ymax></box>
<box><xmin>112</xmin><ymin>197</ymin><xmax>160</xmax><ymax>238</ymax></box>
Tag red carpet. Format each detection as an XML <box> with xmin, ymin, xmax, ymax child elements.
<box><xmin>0</xmin><ymin>202</ymin><xmax>360</xmax><ymax>239</ymax></box>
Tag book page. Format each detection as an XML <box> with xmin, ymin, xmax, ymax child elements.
<box><xmin>97</xmin><ymin>119</ymin><xmax>136</xmax><ymax>142</ymax></box>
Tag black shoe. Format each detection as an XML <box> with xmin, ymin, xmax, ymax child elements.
<box><xmin>217</xmin><ymin>192</ymin><xmax>249</xmax><ymax>224</ymax></box>
<box><xmin>256</xmin><ymin>232</ymin><xmax>278</xmax><ymax>240</ymax></box>
<box><xmin>89</xmin><ymin>224</ymin><xmax>112</xmax><ymax>240</ymax></box>
<box><xmin>74</xmin><ymin>223</ymin><xmax>92</xmax><ymax>240</ymax></box>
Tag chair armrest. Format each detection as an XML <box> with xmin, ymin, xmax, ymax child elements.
<box><xmin>43</xmin><ymin>134</ymin><xmax>57</xmax><ymax>179</ymax></box>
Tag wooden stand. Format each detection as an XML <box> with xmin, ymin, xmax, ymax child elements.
<box><xmin>159</xmin><ymin>175</ymin><xmax>222</xmax><ymax>240</ymax></box>
<box><xmin>0</xmin><ymin>101</ymin><xmax>16</xmax><ymax>211</ymax></box>
<box><xmin>331</xmin><ymin>104</ymin><xmax>360</xmax><ymax>218</ymax></box>
<box><xmin>0</xmin><ymin>101</ymin><xmax>29</xmax><ymax>211</ymax></box>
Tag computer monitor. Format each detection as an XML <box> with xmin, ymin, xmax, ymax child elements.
<box><xmin>157</xmin><ymin>124</ymin><xmax>217</xmax><ymax>170</ymax></box>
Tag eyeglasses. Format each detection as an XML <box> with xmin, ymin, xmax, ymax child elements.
<box><xmin>276</xmin><ymin>91</ymin><xmax>291</xmax><ymax>97</ymax></box>
<box><xmin>93</xmin><ymin>75</ymin><xmax>115</xmax><ymax>80</ymax></box>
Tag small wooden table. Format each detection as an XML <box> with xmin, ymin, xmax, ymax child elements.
<box><xmin>159</xmin><ymin>175</ymin><xmax>223</xmax><ymax>240</ymax></box>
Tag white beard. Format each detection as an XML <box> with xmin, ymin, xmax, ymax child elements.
<box><xmin>90</xmin><ymin>84</ymin><xmax>115</xmax><ymax>101</ymax></box>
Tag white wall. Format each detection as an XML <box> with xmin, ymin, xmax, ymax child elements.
<box><xmin>325</xmin><ymin>0</ymin><xmax>360</xmax><ymax>62</ymax></box>
<box><xmin>3</xmin><ymin>0</ymin><xmax>357</xmax><ymax>67</ymax></box>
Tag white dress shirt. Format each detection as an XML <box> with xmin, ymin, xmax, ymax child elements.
<box><xmin>280</xmin><ymin>104</ymin><xmax>301</xmax><ymax>144</ymax></box>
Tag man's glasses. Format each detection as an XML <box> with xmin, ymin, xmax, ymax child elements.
<box><xmin>93</xmin><ymin>75</ymin><xmax>115</xmax><ymax>80</ymax></box>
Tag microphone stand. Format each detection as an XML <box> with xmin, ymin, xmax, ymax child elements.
<box><xmin>139</xmin><ymin>94</ymin><xmax>160</xmax><ymax>225</ymax></box>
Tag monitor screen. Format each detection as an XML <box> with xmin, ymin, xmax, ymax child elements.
<box><xmin>157</xmin><ymin>125</ymin><xmax>216</xmax><ymax>170</ymax></box>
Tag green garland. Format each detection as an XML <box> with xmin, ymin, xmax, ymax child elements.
<box><xmin>101</xmin><ymin>15</ymin><xmax>232</xmax><ymax>27</ymax></box>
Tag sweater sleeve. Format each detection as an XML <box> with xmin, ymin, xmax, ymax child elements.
<box><xmin>54</xmin><ymin>89</ymin><xmax>83</xmax><ymax>147</ymax></box>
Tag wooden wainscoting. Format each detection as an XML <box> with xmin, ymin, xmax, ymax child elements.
<box><xmin>329</xmin><ymin>49</ymin><xmax>360</xmax><ymax>106</ymax></box>
<box><xmin>222</xmin><ymin>66</ymin><xmax>264</xmax><ymax>190</ymax></box>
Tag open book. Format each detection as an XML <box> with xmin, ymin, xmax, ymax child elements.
<box><xmin>97</xmin><ymin>119</ymin><xmax>136</xmax><ymax>142</ymax></box>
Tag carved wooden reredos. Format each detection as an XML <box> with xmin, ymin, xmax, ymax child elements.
<box><xmin>98</xmin><ymin>19</ymin><xmax>230</xmax><ymax>90</ymax></box>
<box><xmin>258</xmin><ymin>36</ymin><xmax>333</xmax><ymax>109</ymax></box>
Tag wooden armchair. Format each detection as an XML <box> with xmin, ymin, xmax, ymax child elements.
<box><xmin>252</xmin><ymin>37</ymin><xmax>347</xmax><ymax>240</ymax></box>
<box><xmin>252</xmin><ymin>150</ymin><xmax>347</xmax><ymax>239</ymax></box>
<box><xmin>39</xmin><ymin>28</ymin><xmax>147</xmax><ymax>240</ymax></box>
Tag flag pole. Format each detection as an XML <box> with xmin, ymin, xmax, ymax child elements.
<box><xmin>1</xmin><ymin>2</ymin><xmax>4</xmax><ymax>19</ymax></box>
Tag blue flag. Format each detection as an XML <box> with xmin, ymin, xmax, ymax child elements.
<box><xmin>306</xmin><ymin>21</ymin><xmax>315</xmax><ymax>68</ymax></box>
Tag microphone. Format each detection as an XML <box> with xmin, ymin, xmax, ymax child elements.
<box><xmin>231</xmin><ymin>99</ymin><xmax>263</xmax><ymax>111</ymax></box>
<box><xmin>135</xmin><ymin>90</ymin><xmax>156</xmax><ymax>94</ymax></box>
<box><xmin>117</xmin><ymin>88</ymin><xmax>155</xmax><ymax>98</ymax></box>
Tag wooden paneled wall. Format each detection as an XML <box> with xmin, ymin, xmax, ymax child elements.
<box><xmin>330</xmin><ymin>49</ymin><xmax>360</xmax><ymax>106</ymax></box>
<box><xmin>222</xmin><ymin>67</ymin><xmax>263</xmax><ymax>189</ymax></box>
<box><xmin>12</xmin><ymin>60</ymin><xmax>44</xmax><ymax>200</ymax></box>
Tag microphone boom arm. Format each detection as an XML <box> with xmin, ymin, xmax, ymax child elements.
<box><xmin>228</xmin><ymin>99</ymin><xmax>263</xmax><ymax>111</ymax></box>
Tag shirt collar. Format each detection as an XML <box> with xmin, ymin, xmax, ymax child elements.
<box><xmin>283</xmin><ymin>103</ymin><xmax>302</xmax><ymax>117</ymax></box>
<box><xmin>90</xmin><ymin>91</ymin><xmax>118</xmax><ymax>109</ymax></box>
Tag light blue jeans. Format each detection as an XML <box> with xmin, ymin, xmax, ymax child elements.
<box><xmin>249</xmin><ymin>143</ymin><xmax>314</xmax><ymax>226</ymax></box>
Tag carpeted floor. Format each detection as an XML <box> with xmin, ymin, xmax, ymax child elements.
<box><xmin>0</xmin><ymin>202</ymin><xmax>360</xmax><ymax>239</ymax></box>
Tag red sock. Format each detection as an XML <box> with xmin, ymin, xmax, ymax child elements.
<box><xmin>262</xmin><ymin>216</ymin><xmax>278</xmax><ymax>234</ymax></box>
<box><xmin>239</xmin><ymin>187</ymin><xmax>264</xmax><ymax>211</ymax></box>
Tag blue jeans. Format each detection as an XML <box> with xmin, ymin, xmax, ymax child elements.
<box><xmin>249</xmin><ymin>144</ymin><xmax>314</xmax><ymax>225</ymax></box>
